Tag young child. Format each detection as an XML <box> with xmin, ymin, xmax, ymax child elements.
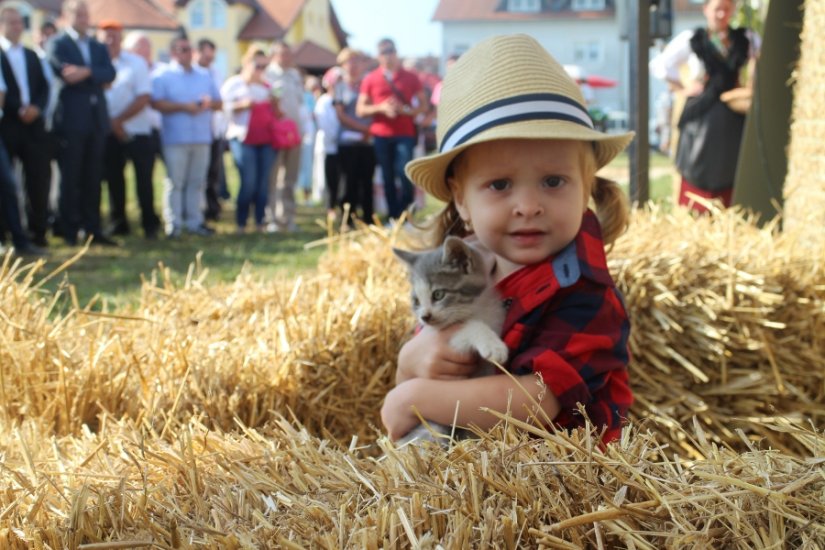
<box><xmin>381</xmin><ymin>34</ymin><xmax>634</xmax><ymax>444</ymax></box>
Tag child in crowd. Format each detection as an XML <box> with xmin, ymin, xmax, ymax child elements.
<box><xmin>381</xmin><ymin>34</ymin><xmax>635</xmax><ymax>444</ymax></box>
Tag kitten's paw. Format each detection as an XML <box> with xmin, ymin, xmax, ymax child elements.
<box><xmin>477</xmin><ymin>338</ymin><xmax>509</xmax><ymax>365</ymax></box>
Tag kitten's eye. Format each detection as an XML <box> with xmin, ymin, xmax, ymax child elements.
<box><xmin>543</xmin><ymin>175</ymin><xmax>565</xmax><ymax>188</ymax></box>
<box><xmin>489</xmin><ymin>179</ymin><xmax>510</xmax><ymax>191</ymax></box>
<box><xmin>431</xmin><ymin>289</ymin><xmax>446</xmax><ymax>302</ymax></box>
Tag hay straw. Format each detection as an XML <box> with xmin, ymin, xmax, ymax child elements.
<box><xmin>0</xmin><ymin>208</ymin><xmax>823</xmax><ymax>545</ymax></box>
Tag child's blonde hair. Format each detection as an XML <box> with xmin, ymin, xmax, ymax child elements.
<box><xmin>420</xmin><ymin>140</ymin><xmax>629</xmax><ymax>249</ymax></box>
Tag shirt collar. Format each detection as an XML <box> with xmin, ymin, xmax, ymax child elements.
<box><xmin>496</xmin><ymin>209</ymin><xmax>615</xmax><ymax>308</ymax></box>
<box><xmin>0</xmin><ymin>36</ymin><xmax>21</xmax><ymax>51</ymax></box>
<box><xmin>65</xmin><ymin>27</ymin><xmax>87</xmax><ymax>42</ymax></box>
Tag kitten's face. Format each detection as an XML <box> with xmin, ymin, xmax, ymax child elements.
<box><xmin>393</xmin><ymin>237</ymin><xmax>489</xmax><ymax>328</ymax></box>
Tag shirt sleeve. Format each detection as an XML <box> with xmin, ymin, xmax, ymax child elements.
<box><xmin>133</xmin><ymin>56</ymin><xmax>152</xmax><ymax>96</ymax></box>
<box><xmin>509</xmin><ymin>283</ymin><xmax>632</xmax><ymax>438</ymax></box>
<box><xmin>151</xmin><ymin>72</ymin><xmax>166</xmax><ymax>101</ymax></box>
<box><xmin>650</xmin><ymin>29</ymin><xmax>694</xmax><ymax>83</ymax></box>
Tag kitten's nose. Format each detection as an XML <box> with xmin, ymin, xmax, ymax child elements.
<box><xmin>421</xmin><ymin>312</ymin><xmax>433</xmax><ymax>324</ymax></box>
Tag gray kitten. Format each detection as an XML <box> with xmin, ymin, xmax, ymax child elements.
<box><xmin>392</xmin><ymin>236</ymin><xmax>508</xmax><ymax>445</ymax></box>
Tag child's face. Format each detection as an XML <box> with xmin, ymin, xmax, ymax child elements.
<box><xmin>449</xmin><ymin>139</ymin><xmax>588</xmax><ymax>277</ymax></box>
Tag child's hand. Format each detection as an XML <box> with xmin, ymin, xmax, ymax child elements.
<box><xmin>381</xmin><ymin>380</ymin><xmax>424</xmax><ymax>440</ymax></box>
<box><xmin>396</xmin><ymin>324</ymin><xmax>479</xmax><ymax>384</ymax></box>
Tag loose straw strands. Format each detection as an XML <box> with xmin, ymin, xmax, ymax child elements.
<box><xmin>0</xmin><ymin>416</ymin><xmax>822</xmax><ymax>548</ymax></box>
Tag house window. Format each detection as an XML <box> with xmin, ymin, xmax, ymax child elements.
<box><xmin>572</xmin><ymin>0</ymin><xmax>606</xmax><ymax>10</ymax></box>
<box><xmin>189</xmin><ymin>0</ymin><xmax>206</xmax><ymax>29</ymax></box>
<box><xmin>573</xmin><ymin>40</ymin><xmax>603</xmax><ymax>64</ymax></box>
<box><xmin>210</xmin><ymin>0</ymin><xmax>226</xmax><ymax>29</ymax></box>
<box><xmin>507</xmin><ymin>0</ymin><xmax>541</xmax><ymax>13</ymax></box>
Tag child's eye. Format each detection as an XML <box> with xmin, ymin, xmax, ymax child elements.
<box><xmin>431</xmin><ymin>289</ymin><xmax>446</xmax><ymax>301</ymax></box>
<box><xmin>489</xmin><ymin>179</ymin><xmax>510</xmax><ymax>191</ymax></box>
<box><xmin>543</xmin><ymin>176</ymin><xmax>565</xmax><ymax>188</ymax></box>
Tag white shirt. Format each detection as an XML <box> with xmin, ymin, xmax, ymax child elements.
<box><xmin>650</xmin><ymin>29</ymin><xmax>762</xmax><ymax>85</ymax></box>
<box><xmin>64</xmin><ymin>26</ymin><xmax>91</xmax><ymax>65</ymax></box>
<box><xmin>0</xmin><ymin>36</ymin><xmax>30</xmax><ymax>106</ymax></box>
<box><xmin>314</xmin><ymin>92</ymin><xmax>339</xmax><ymax>154</ymax></box>
<box><xmin>105</xmin><ymin>50</ymin><xmax>153</xmax><ymax>136</ymax></box>
<box><xmin>220</xmin><ymin>74</ymin><xmax>271</xmax><ymax>142</ymax></box>
<box><xmin>265</xmin><ymin>63</ymin><xmax>304</xmax><ymax>128</ymax></box>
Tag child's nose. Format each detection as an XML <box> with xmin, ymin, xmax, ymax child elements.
<box><xmin>513</xmin><ymin>189</ymin><xmax>544</xmax><ymax>217</ymax></box>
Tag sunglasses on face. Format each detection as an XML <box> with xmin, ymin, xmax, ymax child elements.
<box><xmin>176</xmin><ymin>46</ymin><xmax>191</xmax><ymax>53</ymax></box>
<box><xmin>379</xmin><ymin>47</ymin><xmax>396</xmax><ymax>56</ymax></box>
<box><xmin>254</xmin><ymin>63</ymin><xmax>267</xmax><ymax>70</ymax></box>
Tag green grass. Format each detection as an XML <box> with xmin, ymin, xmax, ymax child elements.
<box><xmin>24</xmin><ymin>150</ymin><xmax>677</xmax><ymax>309</ymax></box>
<box><xmin>31</xmin><ymin>155</ymin><xmax>330</xmax><ymax>310</ymax></box>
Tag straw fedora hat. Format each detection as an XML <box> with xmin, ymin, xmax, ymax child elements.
<box><xmin>406</xmin><ymin>34</ymin><xmax>634</xmax><ymax>202</ymax></box>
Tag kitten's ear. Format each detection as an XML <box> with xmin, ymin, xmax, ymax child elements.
<box><xmin>392</xmin><ymin>247</ymin><xmax>418</xmax><ymax>267</ymax></box>
<box><xmin>443</xmin><ymin>236</ymin><xmax>475</xmax><ymax>273</ymax></box>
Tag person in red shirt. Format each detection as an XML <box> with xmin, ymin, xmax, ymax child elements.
<box><xmin>356</xmin><ymin>38</ymin><xmax>428</xmax><ymax>221</ymax></box>
<box><xmin>382</xmin><ymin>34</ymin><xmax>635</xmax><ymax>445</ymax></box>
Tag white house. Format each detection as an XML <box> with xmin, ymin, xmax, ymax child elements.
<box><xmin>433</xmin><ymin>0</ymin><xmax>706</xmax><ymax>113</ymax></box>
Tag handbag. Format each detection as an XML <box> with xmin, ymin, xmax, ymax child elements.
<box><xmin>271</xmin><ymin>116</ymin><xmax>301</xmax><ymax>149</ymax></box>
<box><xmin>244</xmin><ymin>101</ymin><xmax>276</xmax><ymax>146</ymax></box>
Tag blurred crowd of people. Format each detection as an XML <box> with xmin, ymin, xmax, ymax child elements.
<box><xmin>0</xmin><ymin>0</ymin><xmax>446</xmax><ymax>257</ymax></box>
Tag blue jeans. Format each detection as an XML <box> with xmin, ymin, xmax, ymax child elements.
<box><xmin>373</xmin><ymin>135</ymin><xmax>416</xmax><ymax>219</ymax></box>
<box><xmin>230</xmin><ymin>139</ymin><xmax>276</xmax><ymax>228</ymax></box>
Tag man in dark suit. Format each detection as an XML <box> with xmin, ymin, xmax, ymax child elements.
<box><xmin>47</xmin><ymin>0</ymin><xmax>117</xmax><ymax>246</ymax></box>
<box><xmin>0</xmin><ymin>6</ymin><xmax>52</xmax><ymax>247</ymax></box>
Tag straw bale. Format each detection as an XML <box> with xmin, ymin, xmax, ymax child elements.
<box><xmin>0</xmin><ymin>415</ymin><xmax>822</xmax><ymax>548</ymax></box>
<box><xmin>785</xmin><ymin>0</ymin><xmax>825</xmax><ymax>232</ymax></box>
<box><xmin>1</xmin><ymin>208</ymin><xmax>824</xmax><ymax>544</ymax></box>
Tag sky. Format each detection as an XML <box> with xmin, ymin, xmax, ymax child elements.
<box><xmin>331</xmin><ymin>0</ymin><xmax>443</xmax><ymax>58</ymax></box>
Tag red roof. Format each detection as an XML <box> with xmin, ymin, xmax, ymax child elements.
<box><xmin>292</xmin><ymin>39</ymin><xmax>338</xmax><ymax>70</ymax></box>
<box><xmin>85</xmin><ymin>0</ymin><xmax>180</xmax><ymax>30</ymax></box>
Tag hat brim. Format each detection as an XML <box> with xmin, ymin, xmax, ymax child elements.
<box><xmin>406</xmin><ymin>119</ymin><xmax>634</xmax><ymax>203</ymax></box>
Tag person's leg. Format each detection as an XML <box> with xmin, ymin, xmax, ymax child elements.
<box><xmin>56</xmin><ymin>133</ymin><xmax>85</xmax><ymax>244</ymax></box>
<box><xmin>372</xmin><ymin>137</ymin><xmax>398</xmax><ymax>220</ymax></box>
<box><xmin>266</xmin><ymin>149</ymin><xmax>285</xmax><ymax>226</ymax></box>
<box><xmin>103</xmin><ymin>134</ymin><xmax>129</xmax><ymax>234</ymax></box>
<box><xmin>79</xmin><ymin>130</ymin><xmax>106</xmax><ymax>237</ymax></box>
<box><xmin>324</xmin><ymin>152</ymin><xmax>340</xmax><ymax>211</ymax></box>
<box><xmin>277</xmin><ymin>145</ymin><xmax>301</xmax><ymax>230</ymax></box>
<box><xmin>126</xmin><ymin>134</ymin><xmax>160</xmax><ymax>238</ymax></box>
<box><xmin>0</xmin><ymin>141</ymin><xmax>30</xmax><ymax>249</ymax></box>
<box><xmin>230</xmin><ymin>139</ymin><xmax>254</xmax><ymax>229</ymax></box>
<box><xmin>355</xmin><ymin>144</ymin><xmax>376</xmax><ymax>223</ymax></box>
<box><xmin>204</xmin><ymin>138</ymin><xmax>222</xmax><ymax>221</ymax></box>
<box><xmin>184</xmin><ymin>144</ymin><xmax>210</xmax><ymax>232</ymax></box>
<box><xmin>20</xmin><ymin>122</ymin><xmax>53</xmax><ymax>245</ymax></box>
<box><xmin>394</xmin><ymin>136</ymin><xmax>416</xmax><ymax>215</ymax></box>
<box><xmin>162</xmin><ymin>144</ymin><xmax>187</xmax><ymax>236</ymax></box>
<box><xmin>254</xmin><ymin>146</ymin><xmax>276</xmax><ymax>227</ymax></box>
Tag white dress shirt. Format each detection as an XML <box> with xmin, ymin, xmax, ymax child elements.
<box><xmin>105</xmin><ymin>50</ymin><xmax>152</xmax><ymax>136</ymax></box>
<box><xmin>64</xmin><ymin>26</ymin><xmax>91</xmax><ymax>65</ymax></box>
<box><xmin>0</xmin><ymin>36</ymin><xmax>30</xmax><ymax>106</ymax></box>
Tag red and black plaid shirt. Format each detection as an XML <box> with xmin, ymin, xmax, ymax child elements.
<box><xmin>496</xmin><ymin>209</ymin><xmax>633</xmax><ymax>443</ymax></box>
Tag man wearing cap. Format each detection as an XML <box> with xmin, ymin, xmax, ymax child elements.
<box><xmin>98</xmin><ymin>19</ymin><xmax>160</xmax><ymax>240</ymax></box>
<box><xmin>0</xmin><ymin>6</ymin><xmax>51</xmax><ymax>248</ymax></box>
<box><xmin>356</xmin><ymin>38</ymin><xmax>428</xmax><ymax>222</ymax></box>
<box><xmin>46</xmin><ymin>0</ymin><xmax>116</xmax><ymax>246</ymax></box>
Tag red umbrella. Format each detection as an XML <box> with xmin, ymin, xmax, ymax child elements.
<box><xmin>580</xmin><ymin>74</ymin><xmax>618</xmax><ymax>88</ymax></box>
<box><xmin>563</xmin><ymin>64</ymin><xmax>618</xmax><ymax>89</ymax></box>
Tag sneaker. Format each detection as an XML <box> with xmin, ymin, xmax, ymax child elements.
<box><xmin>166</xmin><ymin>228</ymin><xmax>182</xmax><ymax>239</ymax></box>
<box><xmin>189</xmin><ymin>225</ymin><xmax>215</xmax><ymax>237</ymax></box>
